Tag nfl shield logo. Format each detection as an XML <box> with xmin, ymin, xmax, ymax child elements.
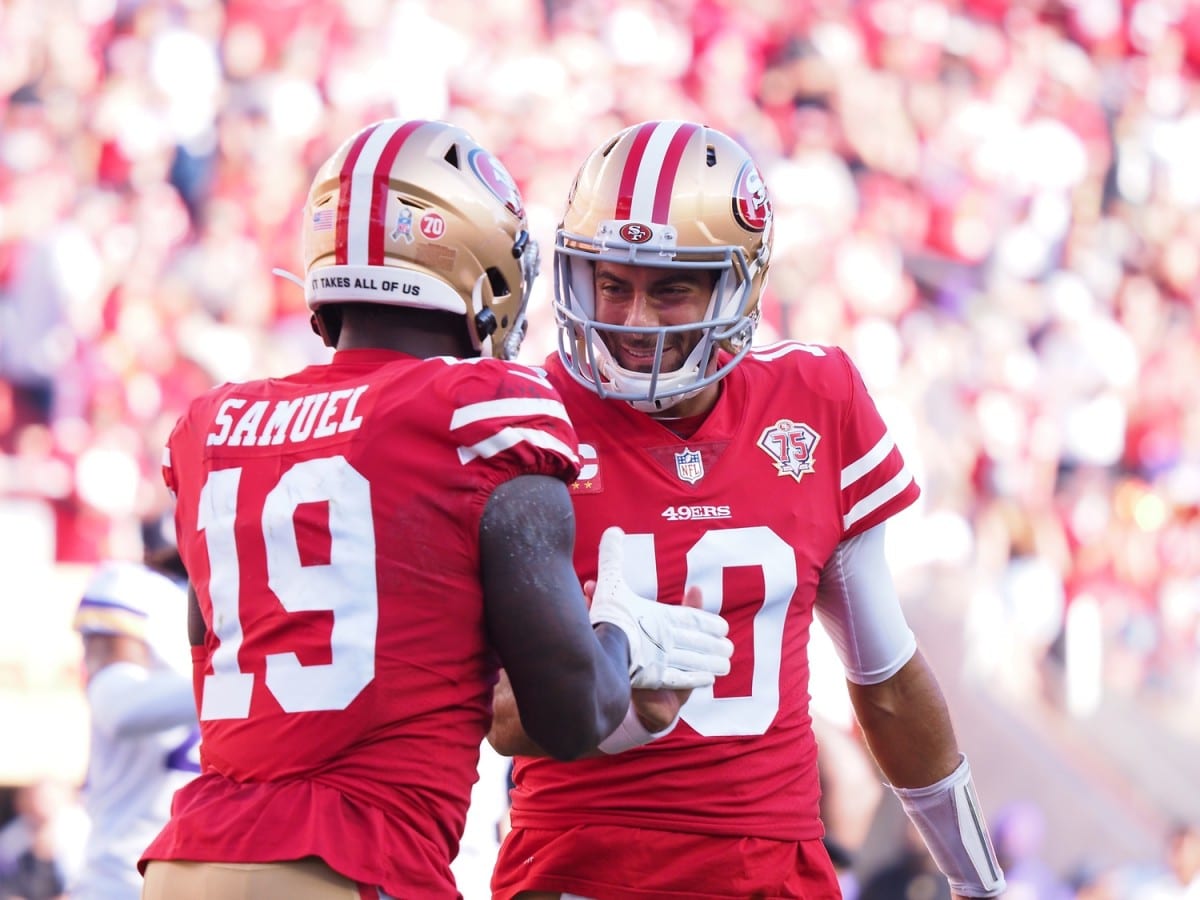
<box><xmin>674</xmin><ymin>448</ymin><xmax>704</xmax><ymax>484</ymax></box>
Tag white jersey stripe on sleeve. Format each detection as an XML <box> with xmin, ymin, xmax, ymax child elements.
<box><xmin>751</xmin><ymin>340</ymin><xmax>827</xmax><ymax>362</ymax></box>
<box><xmin>457</xmin><ymin>427</ymin><xmax>580</xmax><ymax>466</ymax></box>
<box><xmin>841</xmin><ymin>433</ymin><xmax>896</xmax><ymax>489</ymax></box>
<box><xmin>843</xmin><ymin>465</ymin><xmax>913</xmax><ymax>530</ymax></box>
<box><xmin>450</xmin><ymin>397</ymin><xmax>571</xmax><ymax>429</ymax></box>
<box><xmin>509</xmin><ymin>367</ymin><xmax>556</xmax><ymax>390</ymax></box>
<box><xmin>436</xmin><ymin>358</ymin><xmax>556</xmax><ymax>392</ymax></box>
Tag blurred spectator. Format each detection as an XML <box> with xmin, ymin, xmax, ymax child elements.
<box><xmin>0</xmin><ymin>780</ymin><xmax>87</xmax><ymax>900</ymax></box>
<box><xmin>1134</xmin><ymin>821</ymin><xmax>1200</xmax><ymax>900</ymax></box>
<box><xmin>967</xmin><ymin>490</ymin><xmax>1071</xmax><ymax>702</ymax></box>
<box><xmin>0</xmin><ymin>845</ymin><xmax>65</xmax><ymax>900</ymax></box>
<box><xmin>991</xmin><ymin>800</ymin><xmax>1072</xmax><ymax>900</ymax></box>
<box><xmin>1066</xmin><ymin>861</ymin><xmax>1123</xmax><ymax>900</ymax></box>
<box><xmin>0</xmin><ymin>87</ymin><xmax>77</xmax><ymax>449</ymax></box>
<box><xmin>857</xmin><ymin>819</ymin><xmax>951</xmax><ymax>900</ymax></box>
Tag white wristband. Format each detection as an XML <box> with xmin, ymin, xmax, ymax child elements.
<box><xmin>891</xmin><ymin>754</ymin><xmax>1006</xmax><ymax>897</ymax></box>
<box><xmin>597</xmin><ymin>701</ymin><xmax>679</xmax><ymax>754</ymax></box>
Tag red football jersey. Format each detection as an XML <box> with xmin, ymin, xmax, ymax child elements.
<box><xmin>508</xmin><ymin>342</ymin><xmax>920</xmax><ymax>845</ymax></box>
<box><xmin>144</xmin><ymin>348</ymin><xmax>580</xmax><ymax>899</ymax></box>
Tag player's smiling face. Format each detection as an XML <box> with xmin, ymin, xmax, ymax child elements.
<box><xmin>592</xmin><ymin>261</ymin><xmax>716</xmax><ymax>374</ymax></box>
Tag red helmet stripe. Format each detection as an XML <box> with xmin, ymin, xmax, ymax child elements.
<box><xmin>615</xmin><ymin>122</ymin><xmax>657</xmax><ymax>220</ymax></box>
<box><xmin>368</xmin><ymin>121</ymin><xmax>426</xmax><ymax>264</ymax></box>
<box><xmin>652</xmin><ymin>122</ymin><xmax>699</xmax><ymax>223</ymax></box>
<box><xmin>335</xmin><ymin>124</ymin><xmax>378</xmax><ymax>265</ymax></box>
<box><xmin>335</xmin><ymin>119</ymin><xmax>428</xmax><ymax>266</ymax></box>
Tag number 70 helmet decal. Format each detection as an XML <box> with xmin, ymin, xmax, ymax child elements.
<box><xmin>554</xmin><ymin>121</ymin><xmax>773</xmax><ymax>411</ymax></box>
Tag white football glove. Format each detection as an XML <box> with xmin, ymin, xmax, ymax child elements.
<box><xmin>589</xmin><ymin>526</ymin><xmax>733</xmax><ymax>690</ymax></box>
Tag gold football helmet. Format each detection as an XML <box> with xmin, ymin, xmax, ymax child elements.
<box><xmin>554</xmin><ymin>120</ymin><xmax>773</xmax><ymax>410</ymax></box>
<box><xmin>298</xmin><ymin>118</ymin><xmax>538</xmax><ymax>359</ymax></box>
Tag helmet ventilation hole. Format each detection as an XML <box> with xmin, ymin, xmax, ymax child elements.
<box><xmin>485</xmin><ymin>266</ymin><xmax>510</xmax><ymax>298</ymax></box>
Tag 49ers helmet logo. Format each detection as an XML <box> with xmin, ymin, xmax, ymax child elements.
<box><xmin>618</xmin><ymin>222</ymin><xmax>653</xmax><ymax>243</ymax></box>
<box><xmin>468</xmin><ymin>147</ymin><xmax>525</xmax><ymax>218</ymax></box>
<box><xmin>732</xmin><ymin>160</ymin><xmax>771</xmax><ymax>232</ymax></box>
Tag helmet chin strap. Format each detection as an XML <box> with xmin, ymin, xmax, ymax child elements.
<box><xmin>467</xmin><ymin>274</ymin><xmax>495</xmax><ymax>356</ymax></box>
<box><xmin>598</xmin><ymin>328</ymin><xmax>713</xmax><ymax>413</ymax></box>
<box><xmin>272</xmin><ymin>267</ymin><xmax>305</xmax><ymax>289</ymax></box>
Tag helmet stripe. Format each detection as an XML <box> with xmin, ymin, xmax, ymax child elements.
<box><xmin>615</xmin><ymin>121</ymin><xmax>657</xmax><ymax>220</ymax></box>
<box><xmin>335</xmin><ymin>124</ymin><xmax>377</xmax><ymax>265</ymax></box>
<box><xmin>368</xmin><ymin>122</ymin><xmax>426</xmax><ymax>263</ymax></box>
<box><xmin>335</xmin><ymin>119</ymin><xmax>428</xmax><ymax>266</ymax></box>
<box><xmin>619</xmin><ymin>121</ymin><xmax>699</xmax><ymax>225</ymax></box>
<box><xmin>653</xmin><ymin>122</ymin><xmax>699</xmax><ymax>223</ymax></box>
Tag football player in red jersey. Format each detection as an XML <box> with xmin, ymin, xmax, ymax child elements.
<box><xmin>138</xmin><ymin>119</ymin><xmax>733</xmax><ymax>900</ymax></box>
<box><xmin>488</xmin><ymin>121</ymin><xmax>1007</xmax><ymax>900</ymax></box>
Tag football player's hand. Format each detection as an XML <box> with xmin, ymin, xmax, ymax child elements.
<box><xmin>631</xmin><ymin>687</ymin><xmax>688</xmax><ymax>732</ymax></box>
<box><xmin>629</xmin><ymin>586</ymin><xmax>705</xmax><ymax>730</ymax></box>
<box><xmin>588</xmin><ymin>527</ymin><xmax>733</xmax><ymax>690</ymax></box>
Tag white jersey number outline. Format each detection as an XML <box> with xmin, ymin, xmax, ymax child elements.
<box><xmin>623</xmin><ymin>526</ymin><xmax>795</xmax><ymax>736</ymax></box>
<box><xmin>197</xmin><ymin>457</ymin><xmax>378</xmax><ymax>720</ymax></box>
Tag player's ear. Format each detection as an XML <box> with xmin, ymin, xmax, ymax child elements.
<box><xmin>311</xmin><ymin>309</ymin><xmax>341</xmax><ymax>348</ymax></box>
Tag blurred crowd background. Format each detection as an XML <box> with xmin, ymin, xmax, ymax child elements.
<box><xmin>1</xmin><ymin>0</ymin><xmax>1198</xmax><ymax>897</ymax></box>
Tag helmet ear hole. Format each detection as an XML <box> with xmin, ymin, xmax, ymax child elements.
<box><xmin>485</xmin><ymin>266</ymin><xmax>511</xmax><ymax>298</ymax></box>
<box><xmin>443</xmin><ymin>144</ymin><xmax>460</xmax><ymax>168</ymax></box>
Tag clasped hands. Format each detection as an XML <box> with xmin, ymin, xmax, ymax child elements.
<box><xmin>587</xmin><ymin>526</ymin><xmax>733</xmax><ymax>731</ymax></box>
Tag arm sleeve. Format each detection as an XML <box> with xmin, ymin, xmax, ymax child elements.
<box><xmin>814</xmin><ymin>521</ymin><xmax>917</xmax><ymax>685</ymax></box>
<box><xmin>87</xmin><ymin>661</ymin><xmax>196</xmax><ymax>738</ymax></box>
